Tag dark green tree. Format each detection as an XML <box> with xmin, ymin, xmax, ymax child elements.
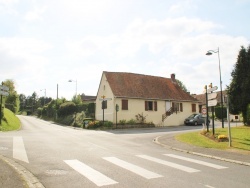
<box><xmin>227</xmin><ymin>45</ymin><xmax>250</xmax><ymax>125</ymax></box>
<box><xmin>176</xmin><ymin>79</ymin><xmax>188</xmax><ymax>92</ymax></box>
<box><xmin>2</xmin><ymin>79</ymin><xmax>20</xmax><ymax>113</ymax></box>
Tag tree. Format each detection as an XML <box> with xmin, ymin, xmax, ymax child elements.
<box><xmin>227</xmin><ymin>45</ymin><xmax>250</xmax><ymax>125</ymax></box>
<box><xmin>2</xmin><ymin>79</ymin><xmax>20</xmax><ymax>113</ymax></box>
<box><xmin>72</xmin><ymin>94</ymin><xmax>82</xmax><ymax>105</ymax></box>
<box><xmin>176</xmin><ymin>79</ymin><xmax>188</xmax><ymax>92</ymax></box>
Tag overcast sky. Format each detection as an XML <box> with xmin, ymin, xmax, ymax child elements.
<box><xmin>1</xmin><ymin>0</ymin><xmax>249</xmax><ymax>100</ymax></box>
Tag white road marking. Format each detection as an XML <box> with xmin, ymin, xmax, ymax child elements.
<box><xmin>103</xmin><ymin>157</ymin><xmax>163</xmax><ymax>179</ymax></box>
<box><xmin>13</xmin><ymin>137</ymin><xmax>29</xmax><ymax>163</ymax></box>
<box><xmin>205</xmin><ymin>185</ymin><xmax>216</xmax><ymax>188</ymax></box>
<box><xmin>164</xmin><ymin>154</ymin><xmax>228</xmax><ymax>169</ymax></box>
<box><xmin>64</xmin><ymin>159</ymin><xmax>118</xmax><ymax>187</ymax></box>
<box><xmin>137</xmin><ymin>155</ymin><xmax>200</xmax><ymax>173</ymax></box>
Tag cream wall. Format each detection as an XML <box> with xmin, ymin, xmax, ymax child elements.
<box><xmin>162</xmin><ymin>102</ymin><xmax>198</xmax><ymax>126</ymax></box>
<box><xmin>95</xmin><ymin>74</ymin><xmax>115</xmax><ymax>122</ymax></box>
<box><xmin>112</xmin><ymin>98</ymin><xmax>199</xmax><ymax>126</ymax></box>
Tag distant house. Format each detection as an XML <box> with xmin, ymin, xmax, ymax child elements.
<box><xmin>193</xmin><ymin>91</ymin><xmax>241</xmax><ymax>122</ymax></box>
<box><xmin>192</xmin><ymin>90</ymin><xmax>227</xmax><ymax>113</ymax></box>
<box><xmin>95</xmin><ymin>71</ymin><xmax>199</xmax><ymax>126</ymax></box>
<box><xmin>81</xmin><ymin>94</ymin><xmax>96</xmax><ymax>104</ymax></box>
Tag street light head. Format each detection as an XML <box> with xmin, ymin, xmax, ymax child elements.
<box><xmin>206</xmin><ymin>52</ymin><xmax>213</xmax><ymax>56</ymax></box>
<box><xmin>68</xmin><ymin>80</ymin><xmax>72</xmax><ymax>82</ymax></box>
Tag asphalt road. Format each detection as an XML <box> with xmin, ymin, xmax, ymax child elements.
<box><xmin>0</xmin><ymin>115</ymin><xmax>249</xmax><ymax>188</ymax></box>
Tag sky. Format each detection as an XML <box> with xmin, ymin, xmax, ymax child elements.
<box><xmin>0</xmin><ymin>0</ymin><xmax>250</xmax><ymax>100</ymax></box>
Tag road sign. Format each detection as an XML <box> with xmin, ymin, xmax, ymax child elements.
<box><xmin>207</xmin><ymin>86</ymin><xmax>218</xmax><ymax>93</ymax></box>
<box><xmin>0</xmin><ymin>90</ymin><xmax>9</xmax><ymax>96</ymax></box>
<box><xmin>208</xmin><ymin>99</ymin><xmax>217</xmax><ymax>107</ymax></box>
<box><xmin>99</xmin><ymin>98</ymin><xmax>112</xmax><ymax>101</ymax></box>
<box><xmin>0</xmin><ymin>85</ymin><xmax>9</xmax><ymax>91</ymax></box>
<box><xmin>208</xmin><ymin>92</ymin><xmax>217</xmax><ymax>100</ymax></box>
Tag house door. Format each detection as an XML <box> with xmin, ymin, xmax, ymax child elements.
<box><xmin>166</xmin><ymin>101</ymin><xmax>171</xmax><ymax>112</ymax></box>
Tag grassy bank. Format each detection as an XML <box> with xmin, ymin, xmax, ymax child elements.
<box><xmin>176</xmin><ymin>126</ymin><xmax>250</xmax><ymax>151</ymax></box>
<box><xmin>0</xmin><ymin>108</ymin><xmax>21</xmax><ymax>131</ymax></box>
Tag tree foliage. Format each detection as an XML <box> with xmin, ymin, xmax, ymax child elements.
<box><xmin>227</xmin><ymin>45</ymin><xmax>250</xmax><ymax>125</ymax></box>
<box><xmin>176</xmin><ymin>79</ymin><xmax>188</xmax><ymax>92</ymax></box>
<box><xmin>2</xmin><ymin>79</ymin><xmax>20</xmax><ymax>113</ymax></box>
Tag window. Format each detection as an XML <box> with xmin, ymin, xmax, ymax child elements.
<box><xmin>122</xmin><ymin>99</ymin><xmax>128</xmax><ymax>110</ymax></box>
<box><xmin>172</xmin><ymin>102</ymin><xmax>183</xmax><ymax>112</ymax></box>
<box><xmin>154</xmin><ymin>101</ymin><xmax>157</xmax><ymax>111</ymax></box>
<box><xmin>145</xmin><ymin>101</ymin><xmax>157</xmax><ymax>111</ymax></box>
<box><xmin>180</xmin><ymin>103</ymin><xmax>183</xmax><ymax>112</ymax></box>
<box><xmin>192</xmin><ymin>104</ymin><xmax>196</xmax><ymax>112</ymax></box>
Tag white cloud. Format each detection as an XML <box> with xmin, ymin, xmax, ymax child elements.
<box><xmin>24</xmin><ymin>6</ymin><xmax>47</xmax><ymax>22</ymax></box>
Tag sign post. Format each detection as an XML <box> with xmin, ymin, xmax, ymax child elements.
<box><xmin>207</xmin><ymin>83</ymin><xmax>218</xmax><ymax>135</ymax></box>
<box><xmin>99</xmin><ymin>96</ymin><xmax>112</xmax><ymax>126</ymax></box>
<box><xmin>115</xmin><ymin>104</ymin><xmax>119</xmax><ymax>129</ymax></box>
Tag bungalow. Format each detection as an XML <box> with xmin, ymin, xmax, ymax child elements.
<box><xmin>95</xmin><ymin>71</ymin><xmax>199</xmax><ymax>126</ymax></box>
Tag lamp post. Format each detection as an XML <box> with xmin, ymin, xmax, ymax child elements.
<box><xmin>68</xmin><ymin>79</ymin><xmax>77</xmax><ymax>96</ymax></box>
<box><xmin>40</xmin><ymin>89</ymin><xmax>46</xmax><ymax>106</ymax></box>
<box><xmin>206</xmin><ymin>47</ymin><xmax>224</xmax><ymax>128</ymax></box>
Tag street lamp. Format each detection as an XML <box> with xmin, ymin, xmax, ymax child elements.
<box><xmin>40</xmin><ymin>89</ymin><xmax>46</xmax><ymax>106</ymax></box>
<box><xmin>206</xmin><ymin>47</ymin><xmax>224</xmax><ymax>128</ymax></box>
<box><xmin>68</xmin><ymin>79</ymin><xmax>77</xmax><ymax>96</ymax></box>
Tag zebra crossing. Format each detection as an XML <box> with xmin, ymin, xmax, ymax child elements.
<box><xmin>64</xmin><ymin>154</ymin><xmax>228</xmax><ymax>187</ymax></box>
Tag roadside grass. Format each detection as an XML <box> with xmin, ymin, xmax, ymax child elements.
<box><xmin>0</xmin><ymin>108</ymin><xmax>21</xmax><ymax>131</ymax></box>
<box><xmin>176</xmin><ymin>126</ymin><xmax>250</xmax><ymax>151</ymax></box>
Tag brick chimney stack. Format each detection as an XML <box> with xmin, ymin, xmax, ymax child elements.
<box><xmin>171</xmin><ymin>73</ymin><xmax>176</xmax><ymax>83</ymax></box>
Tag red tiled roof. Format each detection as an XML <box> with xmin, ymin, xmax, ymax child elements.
<box><xmin>104</xmin><ymin>71</ymin><xmax>197</xmax><ymax>101</ymax></box>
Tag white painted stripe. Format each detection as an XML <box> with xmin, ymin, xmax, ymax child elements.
<box><xmin>164</xmin><ymin>154</ymin><xmax>228</xmax><ymax>169</ymax></box>
<box><xmin>137</xmin><ymin>155</ymin><xmax>199</xmax><ymax>173</ymax></box>
<box><xmin>13</xmin><ymin>137</ymin><xmax>29</xmax><ymax>163</ymax></box>
<box><xmin>103</xmin><ymin>157</ymin><xmax>162</xmax><ymax>179</ymax></box>
<box><xmin>64</xmin><ymin>160</ymin><xmax>117</xmax><ymax>187</ymax></box>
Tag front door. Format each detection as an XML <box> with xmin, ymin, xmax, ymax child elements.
<box><xmin>166</xmin><ymin>101</ymin><xmax>171</xmax><ymax>112</ymax></box>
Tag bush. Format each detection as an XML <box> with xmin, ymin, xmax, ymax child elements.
<box><xmin>87</xmin><ymin>120</ymin><xmax>100</xmax><ymax>129</ymax></box>
<box><xmin>37</xmin><ymin>107</ymin><xmax>43</xmax><ymax>117</ymax></box>
<box><xmin>214</xmin><ymin>106</ymin><xmax>227</xmax><ymax>120</ymax></box>
<box><xmin>127</xmin><ymin>119</ymin><xmax>136</xmax><ymax>124</ymax></box>
<box><xmin>55</xmin><ymin>114</ymin><xmax>74</xmax><ymax>126</ymax></box>
<box><xmin>103</xmin><ymin>121</ymin><xmax>113</xmax><ymax>128</ymax></box>
<box><xmin>135</xmin><ymin>113</ymin><xmax>147</xmax><ymax>124</ymax></box>
<box><xmin>58</xmin><ymin>102</ymin><xmax>77</xmax><ymax>117</ymax></box>
<box><xmin>119</xmin><ymin>119</ymin><xmax>126</xmax><ymax>125</ymax></box>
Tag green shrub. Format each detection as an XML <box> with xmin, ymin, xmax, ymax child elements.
<box><xmin>58</xmin><ymin>102</ymin><xmax>77</xmax><ymax>117</ymax></box>
<box><xmin>135</xmin><ymin>113</ymin><xmax>147</xmax><ymax>124</ymax></box>
<box><xmin>87</xmin><ymin>120</ymin><xmax>100</xmax><ymax>129</ymax></box>
<box><xmin>74</xmin><ymin>112</ymin><xmax>86</xmax><ymax>127</ymax></box>
<box><xmin>103</xmin><ymin>121</ymin><xmax>113</xmax><ymax>127</ymax></box>
<box><xmin>76</xmin><ymin>103</ymin><xmax>88</xmax><ymax>113</ymax></box>
<box><xmin>37</xmin><ymin>107</ymin><xmax>43</xmax><ymax>117</ymax></box>
<box><xmin>119</xmin><ymin>119</ymin><xmax>126</xmax><ymax>125</ymax></box>
<box><xmin>214</xmin><ymin>106</ymin><xmax>227</xmax><ymax>120</ymax></box>
<box><xmin>127</xmin><ymin>119</ymin><xmax>136</xmax><ymax>124</ymax></box>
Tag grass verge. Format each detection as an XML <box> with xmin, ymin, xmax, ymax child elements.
<box><xmin>176</xmin><ymin>126</ymin><xmax>250</xmax><ymax>151</ymax></box>
<box><xmin>0</xmin><ymin>108</ymin><xmax>21</xmax><ymax>131</ymax></box>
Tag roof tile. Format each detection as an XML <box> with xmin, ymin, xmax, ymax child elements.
<box><xmin>104</xmin><ymin>71</ymin><xmax>196</xmax><ymax>101</ymax></box>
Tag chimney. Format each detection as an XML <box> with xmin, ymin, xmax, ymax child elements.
<box><xmin>171</xmin><ymin>73</ymin><xmax>176</xmax><ymax>83</ymax></box>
